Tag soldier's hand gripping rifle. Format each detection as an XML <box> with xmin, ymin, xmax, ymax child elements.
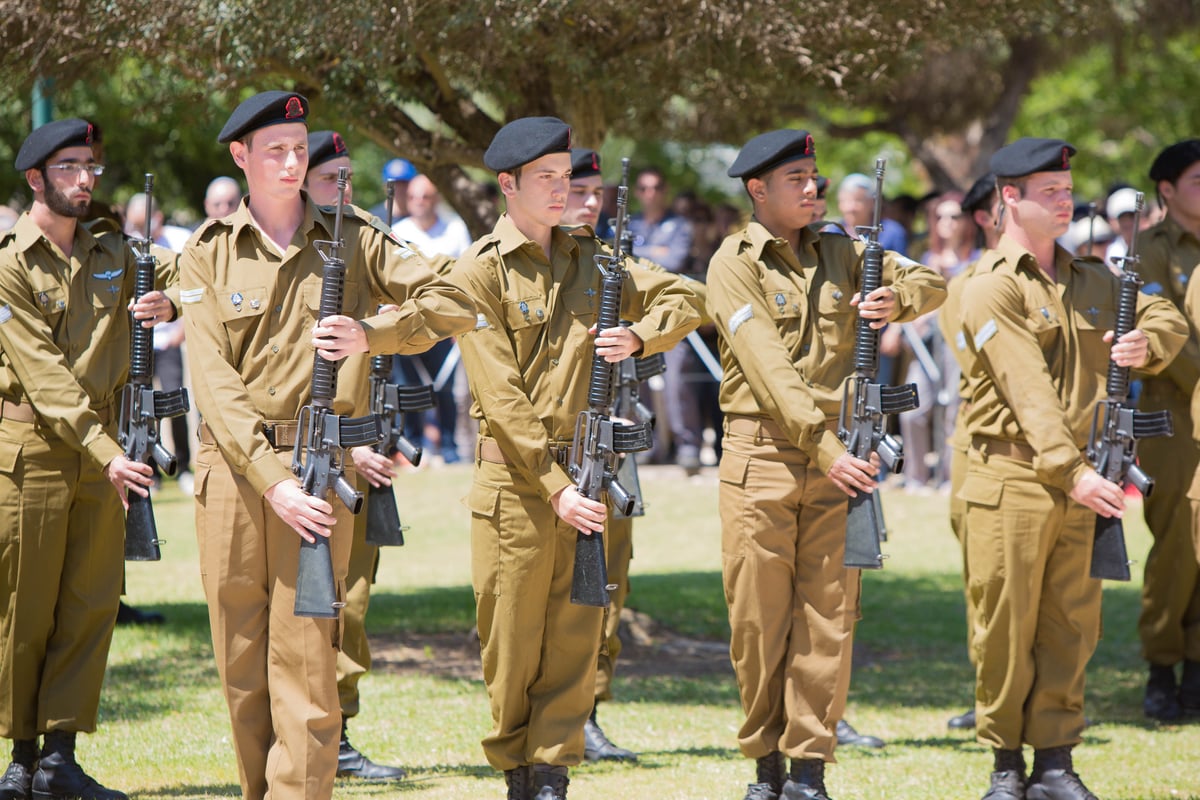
<box><xmin>1085</xmin><ymin>191</ymin><xmax>1172</xmax><ymax>581</ymax></box>
<box><xmin>119</xmin><ymin>173</ymin><xmax>190</xmax><ymax>561</ymax></box>
<box><xmin>836</xmin><ymin>158</ymin><xmax>919</xmax><ymax>569</ymax></box>
<box><xmin>293</xmin><ymin>168</ymin><xmax>384</xmax><ymax>618</ymax></box>
<box><xmin>610</xmin><ymin>348</ymin><xmax>665</xmax><ymax>519</ymax></box>
<box><xmin>364</xmin><ymin>178</ymin><xmax>438</xmax><ymax>546</ymax></box>
<box><xmin>365</xmin><ymin>349</ymin><xmax>434</xmax><ymax>546</ymax></box>
<box><xmin>569</xmin><ymin>159</ymin><xmax>655</xmax><ymax>607</ymax></box>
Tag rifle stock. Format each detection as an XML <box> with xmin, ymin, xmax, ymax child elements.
<box><xmin>569</xmin><ymin>159</ymin><xmax>654</xmax><ymax>607</ymax></box>
<box><xmin>293</xmin><ymin>169</ymin><xmax>383</xmax><ymax>617</ymax></box>
<box><xmin>119</xmin><ymin>173</ymin><xmax>190</xmax><ymax>561</ymax></box>
<box><xmin>1085</xmin><ymin>193</ymin><xmax>1172</xmax><ymax>581</ymax></box>
<box><xmin>836</xmin><ymin>159</ymin><xmax>918</xmax><ymax>569</ymax></box>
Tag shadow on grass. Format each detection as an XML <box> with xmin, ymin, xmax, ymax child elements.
<box><xmin>104</xmin><ymin>566</ymin><xmax>1160</xmax><ymax>728</ymax></box>
<box><xmin>148</xmin><ymin>782</ymin><xmax>240</xmax><ymax>797</ymax></box>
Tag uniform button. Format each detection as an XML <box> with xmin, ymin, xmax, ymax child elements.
<box><xmin>268</xmin><ymin>386</ymin><xmax>276</xmax><ymax>396</ymax></box>
<box><xmin>551</xmin><ymin>358</ymin><xmax>559</xmax><ymax>366</ymax></box>
<box><xmin>275</xmin><ymin>305</ymin><xmax>283</xmax><ymax>314</ymax></box>
<box><xmin>802</xmin><ymin>344</ymin><xmax>810</xmax><ymax>353</ymax></box>
<box><xmin>271</xmin><ymin>344</ymin><xmax>280</xmax><ymax>353</ymax></box>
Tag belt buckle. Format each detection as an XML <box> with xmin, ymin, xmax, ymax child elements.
<box><xmin>262</xmin><ymin>424</ymin><xmax>278</xmax><ymax>449</ymax></box>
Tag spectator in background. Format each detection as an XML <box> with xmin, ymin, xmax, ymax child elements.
<box><xmin>0</xmin><ymin>206</ymin><xmax>18</xmax><ymax>232</ymax></box>
<box><xmin>836</xmin><ymin>172</ymin><xmax>909</xmax><ymax>255</ymax></box>
<box><xmin>392</xmin><ymin>175</ymin><xmax>472</xmax><ymax>259</ymax></box>
<box><xmin>369</xmin><ymin>158</ymin><xmax>416</xmax><ymax>223</ymax></box>
<box><xmin>391</xmin><ymin>175</ymin><xmax>471</xmax><ymax>464</ymax></box>
<box><xmin>203</xmin><ymin>176</ymin><xmax>242</xmax><ymax>221</ymax></box>
<box><xmin>629</xmin><ymin>167</ymin><xmax>704</xmax><ymax>471</ymax></box>
<box><xmin>1105</xmin><ymin>186</ymin><xmax>1140</xmax><ymax>269</ymax></box>
<box><xmin>813</xmin><ymin>176</ymin><xmax>830</xmax><ymax>221</ymax></box>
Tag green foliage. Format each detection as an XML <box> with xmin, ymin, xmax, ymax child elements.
<box><xmin>1014</xmin><ymin>29</ymin><xmax>1200</xmax><ymax>201</ymax></box>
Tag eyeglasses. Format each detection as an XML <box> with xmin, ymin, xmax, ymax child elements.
<box><xmin>46</xmin><ymin>163</ymin><xmax>105</xmax><ymax>177</ymax></box>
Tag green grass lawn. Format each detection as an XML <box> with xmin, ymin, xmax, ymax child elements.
<box><xmin>101</xmin><ymin>465</ymin><xmax>1200</xmax><ymax>799</ymax></box>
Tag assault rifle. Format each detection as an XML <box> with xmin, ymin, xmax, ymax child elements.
<box><xmin>569</xmin><ymin>158</ymin><xmax>654</xmax><ymax>606</ymax></box>
<box><xmin>365</xmin><ymin>178</ymin><xmax>438</xmax><ymax>546</ymax></box>
<box><xmin>119</xmin><ymin>173</ymin><xmax>190</xmax><ymax>561</ymax></box>
<box><xmin>611</xmin><ymin>349</ymin><xmax>665</xmax><ymax>519</ymax></box>
<box><xmin>1085</xmin><ymin>191</ymin><xmax>1172</xmax><ymax>581</ymax></box>
<box><xmin>293</xmin><ymin>168</ymin><xmax>384</xmax><ymax>617</ymax></box>
<box><xmin>836</xmin><ymin>158</ymin><xmax>919</xmax><ymax>569</ymax></box>
<box><xmin>365</xmin><ymin>352</ymin><xmax>434</xmax><ymax>546</ymax></box>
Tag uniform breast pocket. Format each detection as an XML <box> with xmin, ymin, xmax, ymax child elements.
<box><xmin>216</xmin><ymin>285</ymin><xmax>269</xmax><ymax>333</ymax></box>
<box><xmin>1072</xmin><ymin>305</ymin><xmax>1116</xmax><ymax>337</ymax></box>
<box><xmin>30</xmin><ymin>285</ymin><xmax>66</xmax><ymax>327</ymax></box>
<box><xmin>504</xmin><ymin>294</ymin><xmax>550</xmax><ymax>332</ymax></box>
<box><xmin>1024</xmin><ymin>306</ymin><xmax>1064</xmax><ymax>347</ymax></box>
<box><xmin>814</xmin><ymin>282</ymin><xmax>853</xmax><ymax>351</ymax></box>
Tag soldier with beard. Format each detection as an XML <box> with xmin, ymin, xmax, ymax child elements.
<box><xmin>0</xmin><ymin>118</ymin><xmax>178</xmax><ymax>800</ymax></box>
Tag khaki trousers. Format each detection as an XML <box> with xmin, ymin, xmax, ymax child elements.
<box><xmin>337</xmin><ymin>474</ymin><xmax>380</xmax><ymax>719</ymax></box>
<box><xmin>1137</xmin><ymin>382</ymin><xmax>1200</xmax><ymax>665</ymax></box>
<box><xmin>465</xmin><ymin>458</ymin><xmax>604</xmax><ymax>771</ymax></box>
<box><xmin>195</xmin><ymin>443</ymin><xmax>352</xmax><ymax>800</ymax></box>
<box><xmin>0</xmin><ymin>417</ymin><xmax>122</xmax><ymax>739</ymax></box>
<box><xmin>595</xmin><ymin>514</ymin><xmax>633</xmax><ymax>703</ymax></box>
<box><xmin>719</xmin><ymin>425</ymin><xmax>860</xmax><ymax>763</ymax></box>
<box><xmin>962</xmin><ymin>447</ymin><xmax>1100</xmax><ymax>750</ymax></box>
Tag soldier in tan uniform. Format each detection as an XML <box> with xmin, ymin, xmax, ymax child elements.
<box><xmin>957</xmin><ymin>138</ymin><xmax>1187</xmax><ymax>800</ymax></box>
<box><xmin>936</xmin><ymin>172</ymin><xmax>1001</xmax><ymax>732</ymax></box>
<box><xmin>0</xmin><ymin>118</ymin><xmax>177</xmax><ymax>800</ymax></box>
<box><xmin>451</xmin><ymin>118</ymin><xmax>699</xmax><ymax>800</ymax></box>
<box><xmin>706</xmin><ymin>129</ymin><xmax>946</xmax><ymax>800</ymax></box>
<box><xmin>301</xmin><ymin>129</ymin><xmax>408</xmax><ymax>781</ymax></box>
<box><xmin>180</xmin><ymin>92</ymin><xmax>475</xmax><ymax>800</ymax></box>
<box><xmin>560</xmin><ymin>147</ymin><xmax>709</xmax><ymax>764</ymax></box>
<box><xmin>1139</xmin><ymin>140</ymin><xmax>1200</xmax><ymax>721</ymax></box>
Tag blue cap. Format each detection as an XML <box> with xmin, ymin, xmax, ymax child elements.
<box><xmin>382</xmin><ymin>158</ymin><xmax>416</xmax><ymax>183</ymax></box>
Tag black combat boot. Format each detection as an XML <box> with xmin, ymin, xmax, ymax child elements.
<box><xmin>531</xmin><ymin>765</ymin><xmax>569</xmax><ymax>800</ymax></box>
<box><xmin>743</xmin><ymin>752</ymin><xmax>785</xmax><ymax>800</ymax></box>
<box><xmin>980</xmin><ymin>748</ymin><xmax>1025</xmax><ymax>800</ymax></box>
<box><xmin>505</xmin><ymin>765</ymin><xmax>533</xmax><ymax>800</ymax></box>
<box><xmin>1143</xmin><ymin>663</ymin><xmax>1183</xmax><ymax>721</ymax></box>
<box><xmin>1025</xmin><ymin>746</ymin><xmax>1098</xmax><ymax>800</ymax></box>
<box><xmin>782</xmin><ymin>758</ymin><xmax>831</xmax><ymax>800</ymax></box>
<box><xmin>1179</xmin><ymin>659</ymin><xmax>1200</xmax><ymax>714</ymax></box>
<box><xmin>0</xmin><ymin>740</ymin><xmax>37</xmax><ymax>800</ymax></box>
<box><xmin>582</xmin><ymin>705</ymin><xmax>637</xmax><ymax>762</ymax></box>
<box><xmin>834</xmin><ymin>719</ymin><xmax>884</xmax><ymax>748</ymax></box>
<box><xmin>30</xmin><ymin>732</ymin><xmax>125</xmax><ymax>800</ymax></box>
<box><xmin>336</xmin><ymin>719</ymin><xmax>406</xmax><ymax>781</ymax></box>
<box><xmin>948</xmin><ymin>707</ymin><xmax>977</xmax><ymax>729</ymax></box>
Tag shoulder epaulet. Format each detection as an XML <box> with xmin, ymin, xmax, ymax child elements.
<box><xmin>192</xmin><ymin>215</ymin><xmax>230</xmax><ymax>242</ymax></box>
<box><xmin>83</xmin><ymin>217</ymin><xmax>122</xmax><ymax>237</ymax></box>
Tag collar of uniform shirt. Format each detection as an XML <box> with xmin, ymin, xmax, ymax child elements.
<box><xmin>744</xmin><ymin>218</ymin><xmax>818</xmax><ymax>262</ymax></box>
<box><xmin>493</xmin><ymin>214</ymin><xmax>580</xmax><ymax>260</ymax></box>
<box><xmin>10</xmin><ymin>211</ymin><xmax>100</xmax><ymax>256</ymax></box>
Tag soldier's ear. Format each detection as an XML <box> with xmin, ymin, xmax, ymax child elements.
<box><xmin>25</xmin><ymin>168</ymin><xmax>44</xmax><ymax>194</ymax></box>
<box><xmin>230</xmin><ymin>140</ymin><xmax>248</xmax><ymax>170</ymax></box>
<box><xmin>747</xmin><ymin>177</ymin><xmax>768</xmax><ymax>203</ymax></box>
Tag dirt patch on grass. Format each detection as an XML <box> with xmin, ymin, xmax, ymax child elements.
<box><xmin>369</xmin><ymin>608</ymin><xmax>732</xmax><ymax>682</ymax></box>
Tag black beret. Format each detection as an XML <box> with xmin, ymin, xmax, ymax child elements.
<box><xmin>570</xmin><ymin>148</ymin><xmax>601</xmax><ymax>180</ymax></box>
<box><xmin>961</xmin><ymin>172</ymin><xmax>997</xmax><ymax>214</ymax></box>
<box><xmin>15</xmin><ymin>118</ymin><xmax>97</xmax><ymax>171</ymax></box>
<box><xmin>484</xmin><ymin>117</ymin><xmax>572</xmax><ymax>173</ymax></box>
<box><xmin>989</xmin><ymin>138</ymin><xmax>1076</xmax><ymax>178</ymax></box>
<box><xmin>815</xmin><ymin>175</ymin><xmax>829</xmax><ymax>199</ymax></box>
<box><xmin>727</xmin><ymin>129</ymin><xmax>816</xmax><ymax>180</ymax></box>
<box><xmin>218</xmin><ymin>91</ymin><xmax>309</xmax><ymax>144</ymax></box>
<box><xmin>308</xmin><ymin>130</ymin><xmax>350</xmax><ymax>168</ymax></box>
<box><xmin>1149</xmin><ymin>139</ymin><xmax>1200</xmax><ymax>185</ymax></box>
